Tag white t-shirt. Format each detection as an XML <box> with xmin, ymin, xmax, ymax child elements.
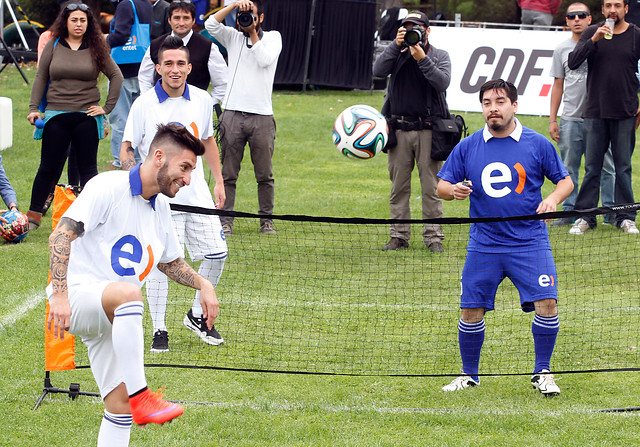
<box><xmin>123</xmin><ymin>82</ymin><xmax>215</xmax><ymax>207</ymax></box>
<box><xmin>48</xmin><ymin>168</ymin><xmax>182</xmax><ymax>291</ymax></box>
<box><xmin>205</xmin><ymin>16</ymin><xmax>281</xmax><ymax>115</ymax></box>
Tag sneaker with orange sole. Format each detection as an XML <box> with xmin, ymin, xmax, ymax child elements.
<box><xmin>129</xmin><ymin>388</ymin><xmax>184</xmax><ymax>426</ymax></box>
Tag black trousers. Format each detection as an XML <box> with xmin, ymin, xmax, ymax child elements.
<box><xmin>29</xmin><ymin>112</ymin><xmax>99</xmax><ymax>212</ymax></box>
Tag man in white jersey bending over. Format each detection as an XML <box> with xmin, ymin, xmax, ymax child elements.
<box><xmin>48</xmin><ymin>123</ymin><xmax>219</xmax><ymax>445</ymax></box>
<box><xmin>120</xmin><ymin>35</ymin><xmax>227</xmax><ymax>351</ymax></box>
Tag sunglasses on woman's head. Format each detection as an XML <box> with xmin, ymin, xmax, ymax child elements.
<box><xmin>66</xmin><ymin>3</ymin><xmax>89</xmax><ymax>11</ymax></box>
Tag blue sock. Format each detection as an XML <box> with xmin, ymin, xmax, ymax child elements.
<box><xmin>532</xmin><ymin>314</ymin><xmax>559</xmax><ymax>374</ymax></box>
<box><xmin>458</xmin><ymin>319</ymin><xmax>485</xmax><ymax>382</ymax></box>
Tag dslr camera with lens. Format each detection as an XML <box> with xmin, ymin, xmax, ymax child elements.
<box><xmin>403</xmin><ymin>26</ymin><xmax>426</xmax><ymax>47</ymax></box>
<box><xmin>237</xmin><ymin>9</ymin><xmax>257</xmax><ymax>28</ymax></box>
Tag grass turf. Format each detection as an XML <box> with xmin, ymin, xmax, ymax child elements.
<box><xmin>1</xmin><ymin>64</ymin><xmax>639</xmax><ymax>446</ymax></box>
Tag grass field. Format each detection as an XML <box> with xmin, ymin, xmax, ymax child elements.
<box><xmin>1</xmin><ymin>64</ymin><xmax>640</xmax><ymax>446</ymax></box>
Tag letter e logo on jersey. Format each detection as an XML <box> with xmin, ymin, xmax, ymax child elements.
<box><xmin>111</xmin><ymin>235</ymin><xmax>154</xmax><ymax>281</ymax></box>
<box><xmin>538</xmin><ymin>274</ymin><xmax>555</xmax><ymax>287</ymax></box>
<box><xmin>481</xmin><ymin>162</ymin><xmax>527</xmax><ymax>198</ymax></box>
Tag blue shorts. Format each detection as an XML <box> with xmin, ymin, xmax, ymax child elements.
<box><xmin>193</xmin><ymin>0</ymin><xmax>207</xmax><ymax>24</ymax></box>
<box><xmin>460</xmin><ymin>249</ymin><xmax>558</xmax><ymax>312</ymax></box>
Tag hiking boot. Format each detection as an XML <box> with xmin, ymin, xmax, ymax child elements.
<box><xmin>427</xmin><ymin>241</ymin><xmax>444</xmax><ymax>253</ymax></box>
<box><xmin>382</xmin><ymin>237</ymin><xmax>409</xmax><ymax>251</ymax></box>
<box><xmin>259</xmin><ymin>221</ymin><xmax>277</xmax><ymax>234</ymax></box>
<box><xmin>26</xmin><ymin>210</ymin><xmax>42</xmax><ymax>231</ymax></box>
<box><xmin>129</xmin><ymin>388</ymin><xmax>184</xmax><ymax>426</ymax></box>
<box><xmin>183</xmin><ymin>309</ymin><xmax>224</xmax><ymax>345</ymax></box>
<box><xmin>569</xmin><ymin>218</ymin><xmax>590</xmax><ymax>235</ymax></box>
<box><xmin>222</xmin><ymin>223</ymin><xmax>233</xmax><ymax>236</ymax></box>
<box><xmin>442</xmin><ymin>373</ymin><xmax>479</xmax><ymax>391</ymax></box>
<box><xmin>41</xmin><ymin>192</ymin><xmax>55</xmax><ymax>217</ymax></box>
<box><xmin>620</xmin><ymin>219</ymin><xmax>639</xmax><ymax>234</ymax></box>
<box><xmin>150</xmin><ymin>330</ymin><xmax>169</xmax><ymax>353</ymax></box>
<box><xmin>531</xmin><ymin>369</ymin><xmax>560</xmax><ymax>396</ymax></box>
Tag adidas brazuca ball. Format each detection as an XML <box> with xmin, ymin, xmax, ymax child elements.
<box><xmin>0</xmin><ymin>209</ymin><xmax>29</xmax><ymax>242</ymax></box>
<box><xmin>332</xmin><ymin>105</ymin><xmax>388</xmax><ymax>159</ymax></box>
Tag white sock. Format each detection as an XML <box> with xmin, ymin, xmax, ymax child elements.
<box><xmin>192</xmin><ymin>254</ymin><xmax>227</xmax><ymax>318</ymax></box>
<box><xmin>112</xmin><ymin>301</ymin><xmax>147</xmax><ymax>395</ymax></box>
<box><xmin>97</xmin><ymin>410</ymin><xmax>132</xmax><ymax>447</ymax></box>
<box><xmin>146</xmin><ymin>267</ymin><xmax>169</xmax><ymax>332</ymax></box>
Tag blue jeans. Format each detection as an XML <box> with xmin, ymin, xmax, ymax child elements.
<box><xmin>109</xmin><ymin>77</ymin><xmax>140</xmax><ymax>167</ymax></box>
<box><xmin>575</xmin><ymin>117</ymin><xmax>636</xmax><ymax>227</ymax></box>
<box><xmin>0</xmin><ymin>154</ymin><xmax>17</xmax><ymax>208</ymax></box>
<box><xmin>558</xmin><ymin>119</ymin><xmax>615</xmax><ymax>211</ymax></box>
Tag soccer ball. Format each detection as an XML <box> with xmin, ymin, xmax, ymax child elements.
<box><xmin>332</xmin><ymin>105</ymin><xmax>388</xmax><ymax>159</ymax></box>
<box><xmin>1</xmin><ymin>209</ymin><xmax>29</xmax><ymax>242</ymax></box>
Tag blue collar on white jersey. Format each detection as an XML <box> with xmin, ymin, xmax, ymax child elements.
<box><xmin>482</xmin><ymin>117</ymin><xmax>522</xmax><ymax>142</ymax></box>
<box><xmin>129</xmin><ymin>163</ymin><xmax>158</xmax><ymax>210</ymax></box>
<box><xmin>154</xmin><ymin>79</ymin><xmax>191</xmax><ymax>103</ymax></box>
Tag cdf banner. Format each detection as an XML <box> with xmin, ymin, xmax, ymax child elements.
<box><xmin>429</xmin><ymin>27</ymin><xmax>571</xmax><ymax>116</ymax></box>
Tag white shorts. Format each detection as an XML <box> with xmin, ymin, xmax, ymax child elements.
<box><xmin>171</xmin><ymin>210</ymin><xmax>228</xmax><ymax>261</ymax></box>
<box><xmin>59</xmin><ymin>280</ymin><xmax>124</xmax><ymax>399</ymax></box>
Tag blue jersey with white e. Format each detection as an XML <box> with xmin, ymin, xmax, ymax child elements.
<box><xmin>438</xmin><ymin>120</ymin><xmax>568</xmax><ymax>252</ymax></box>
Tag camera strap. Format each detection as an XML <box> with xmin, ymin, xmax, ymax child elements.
<box><xmin>242</xmin><ymin>29</ymin><xmax>264</xmax><ymax>48</ymax></box>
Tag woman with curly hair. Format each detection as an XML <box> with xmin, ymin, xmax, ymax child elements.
<box><xmin>26</xmin><ymin>1</ymin><xmax>123</xmax><ymax>230</ymax></box>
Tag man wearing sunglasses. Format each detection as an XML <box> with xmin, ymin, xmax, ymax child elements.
<box><xmin>549</xmin><ymin>3</ymin><xmax>616</xmax><ymax>227</ymax></box>
<box><xmin>568</xmin><ymin>0</ymin><xmax>640</xmax><ymax>235</ymax></box>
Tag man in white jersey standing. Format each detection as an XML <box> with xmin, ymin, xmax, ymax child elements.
<box><xmin>205</xmin><ymin>0</ymin><xmax>282</xmax><ymax>235</ymax></box>
<box><xmin>120</xmin><ymin>36</ymin><xmax>228</xmax><ymax>352</ymax></box>
<box><xmin>48</xmin><ymin>123</ymin><xmax>218</xmax><ymax>445</ymax></box>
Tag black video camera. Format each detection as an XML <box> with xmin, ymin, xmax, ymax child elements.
<box><xmin>237</xmin><ymin>10</ymin><xmax>257</xmax><ymax>28</ymax></box>
<box><xmin>403</xmin><ymin>26</ymin><xmax>426</xmax><ymax>47</ymax></box>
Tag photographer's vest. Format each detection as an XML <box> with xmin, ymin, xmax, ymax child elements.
<box><xmin>150</xmin><ymin>32</ymin><xmax>213</xmax><ymax>91</ymax></box>
<box><xmin>381</xmin><ymin>44</ymin><xmax>448</xmax><ymax>120</ymax></box>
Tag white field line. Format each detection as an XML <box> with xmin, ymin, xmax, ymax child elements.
<box><xmin>169</xmin><ymin>399</ymin><xmax>640</xmax><ymax>416</ymax></box>
<box><xmin>224</xmin><ymin>298</ymin><xmax>640</xmax><ymax>313</ymax></box>
<box><xmin>0</xmin><ymin>289</ymin><xmax>45</xmax><ymax>335</ymax></box>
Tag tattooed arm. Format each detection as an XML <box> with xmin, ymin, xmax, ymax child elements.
<box><xmin>119</xmin><ymin>140</ymin><xmax>137</xmax><ymax>171</ymax></box>
<box><xmin>48</xmin><ymin>217</ymin><xmax>85</xmax><ymax>339</ymax></box>
<box><xmin>157</xmin><ymin>258</ymin><xmax>219</xmax><ymax>328</ymax></box>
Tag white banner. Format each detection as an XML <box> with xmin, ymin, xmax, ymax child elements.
<box><xmin>428</xmin><ymin>27</ymin><xmax>571</xmax><ymax>116</ymax></box>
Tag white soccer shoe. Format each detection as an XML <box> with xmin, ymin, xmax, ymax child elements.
<box><xmin>569</xmin><ymin>218</ymin><xmax>590</xmax><ymax>235</ymax></box>
<box><xmin>442</xmin><ymin>373</ymin><xmax>479</xmax><ymax>391</ymax></box>
<box><xmin>531</xmin><ymin>369</ymin><xmax>560</xmax><ymax>396</ymax></box>
<box><xmin>620</xmin><ymin>219</ymin><xmax>639</xmax><ymax>234</ymax></box>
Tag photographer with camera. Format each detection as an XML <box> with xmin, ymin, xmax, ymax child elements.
<box><xmin>373</xmin><ymin>11</ymin><xmax>451</xmax><ymax>253</ymax></box>
<box><xmin>204</xmin><ymin>0</ymin><xmax>282</xmax><ymax>235</ymax></box>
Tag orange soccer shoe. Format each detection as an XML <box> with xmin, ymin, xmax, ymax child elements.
<box><xmin>129</xmin><ymin>388</ymin><xmax>184</xmax><ymax>426</ymax></box>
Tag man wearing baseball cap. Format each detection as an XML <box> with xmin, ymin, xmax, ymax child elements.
<box><xmin>373</xmin><ymin>10</ymin><xmax>451</xmax><ymax>253</ymax></box>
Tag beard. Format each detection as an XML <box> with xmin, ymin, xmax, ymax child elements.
<box><xmin>157</xmin><ymin>162</ymin><xmax>176</xmax><ymax>198</ymax></box>
<box><xmin>488</xmin><ymin>116</ymin><xmax>513</xmax><ymax>133</ymax></box>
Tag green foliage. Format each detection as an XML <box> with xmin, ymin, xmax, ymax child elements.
<box><xmin>4</xmin><ymin>0</ymin><xmax>114</xmax><ymax>29</ymax></box>
<box><xmin>412</xmin><ymin>0</ymin><xmax>609</xmax><ymax>25</ymax></box>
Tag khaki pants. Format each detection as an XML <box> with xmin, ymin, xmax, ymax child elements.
<box><xmin>219</xmin><ymin>110</ymin><xmax>276</xmax><ymax>226</ymax></box>
<box><xmin>388</xmin><ymin>129</ymin><xmax>444</xmax><ymax>245</ymax></box>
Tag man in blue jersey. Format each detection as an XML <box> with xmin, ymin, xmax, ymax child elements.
<box><xmin>437</xmin><ymin>79</ymin><xmax>573</xmax><ymax>395</ymax></box>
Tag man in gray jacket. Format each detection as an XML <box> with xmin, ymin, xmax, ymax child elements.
<box><xmin>373</xmin><ymin>10</ymin><xmax>451</xmax><ymax>253</ymax></box>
